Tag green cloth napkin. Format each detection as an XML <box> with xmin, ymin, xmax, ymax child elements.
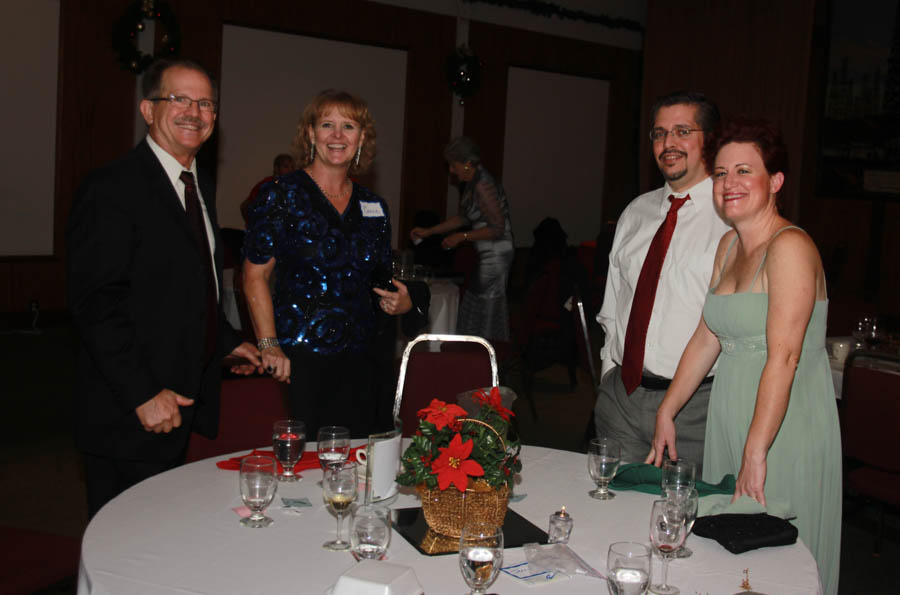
<box><xmin>609</xmin><ymin>463</ymin><xmax>736</xmax><ymax>496</ymax></box>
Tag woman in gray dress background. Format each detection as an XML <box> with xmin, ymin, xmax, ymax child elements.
<box><xmin>410</xmin><ymin>137</ymin><xmax>514</xmax><ymax>341</ymax></box>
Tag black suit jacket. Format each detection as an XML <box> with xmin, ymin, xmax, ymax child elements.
<box><xmin>67</xmin><ymin>140</ymin><xmax>240</xmax><ymax>462</ymax></box>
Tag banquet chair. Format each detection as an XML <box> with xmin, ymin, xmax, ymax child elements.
<box><xmin>839</xmin><ymin>350</ymin><xmax>900</xmax><ymax>553</ymax></box>
<box><xmin>185</xmin><ymin>375</ymin><xmax>290</xmax><ymax>462</ymax></box>
<box><xmin>0</xmin><ymin>525</ymin><xmax>80</xmax><ymax>593</ymax></box>
<box><xmin>393</xmin><ymin>334</ymin><xmax>495</xmax><ymax>436</ymax></box>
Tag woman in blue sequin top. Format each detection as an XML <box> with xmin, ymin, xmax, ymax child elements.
<box><xmin>243</xmin><ymin>90</ymin><xmax>412</xmax><ymax>436</ymax></box>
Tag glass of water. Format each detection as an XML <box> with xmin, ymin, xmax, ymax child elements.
<box><xmin>607</xmin><ymin>541</ymin><xmax>651</xmax><ymax>595</ymax></box>
<box><xmin>660</xmin><ymin>458</ymin><xmax>695</xmax><ymax>496</ymax></box>
<box><xmin>272</xmin><ymin>419</ymin><xmax>306</xmax><ymax>482</ymax></box>
<box><xmin>588</xmin><ymin>437</ymin><xmax>621</xmax><ymax>499</ymax></box>
<box><xmin>350</xmin><ymin>505</ymin><xmax>391</xmax><ymax>561</ymax></box>
<box><xmin>317</xmin><ymin>426</ymin><xmax>351</xmax><ymax>472</ymax></box>
<box><xmin>239</xmin><ymin>455</ymin><xmax>277</xmax><ymax>528</ymax></box>
<box><xmin>665</xmin><ymin>486</ymin><xmax>699</xmax><ymax>558</ymax></box>
<box><xmin>459</xmin><ymin>523</ymin><xmax>504</xmax><ymax>595</ymax></box>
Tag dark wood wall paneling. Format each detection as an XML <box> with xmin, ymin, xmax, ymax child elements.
<box><xmin>3</xmin><ymin>0</ymin><xmax>456</xmax><ymax>314</ymax></box>
<box><xmin>465</xmin><ymin>21</ymin><xmax>643</xmax><ymax>219</ymax></box>
<box><xmin>642</xmin><ymin>0</ymin><xmax>896</xmax><ymax>326</ymax></box>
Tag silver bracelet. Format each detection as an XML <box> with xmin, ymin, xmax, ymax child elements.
<box><xmin>257</xmin><ymin>337</ymin><xmax>279</xmax><ymax>351</ymax></box>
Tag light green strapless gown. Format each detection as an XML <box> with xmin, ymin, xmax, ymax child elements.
<box><xmin>702</xmin><ymin>230</ymin><xmax>841</xmax><ymax>595</ymax></box>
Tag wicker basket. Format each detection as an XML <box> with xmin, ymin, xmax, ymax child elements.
<box><xmin>417</xmin><ymin>481</ymin><xmax>510</xmax><ymax>538</ymax></box>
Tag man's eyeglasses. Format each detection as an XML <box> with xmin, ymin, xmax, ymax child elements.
<box><xmin>649</xmin><ymin>127</ymin><xmax>702</xmax><ymax>142</ymax></box>
<box><xmin>149</xmin><ymin>94</ymin><xmax>218</xmax><ymax>113</ymax></box>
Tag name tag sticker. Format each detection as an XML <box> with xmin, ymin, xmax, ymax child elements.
<box><xmin>360</xmin><ymin>201</ymin><xmax>385</xmax><ymax>218</ymax></box>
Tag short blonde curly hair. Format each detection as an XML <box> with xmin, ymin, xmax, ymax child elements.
<box><xmin>291</xmin><ymin>89</ymin><xmax>377</xmax><ymax>176</ymax></box>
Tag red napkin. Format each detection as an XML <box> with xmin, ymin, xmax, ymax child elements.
<box><xmin>216</xmin><ymin>446</ymin><xmax>365</xmax><ymax>474</ymax></box>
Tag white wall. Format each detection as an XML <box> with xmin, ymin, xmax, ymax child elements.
<box><xmin>217</xmin><ymin>26</ymin><xmax>407</xmax><ymax>245</ymax></box>
<box><xmin>0</xmin><ymin>1</ymin><xmax>59</xmax><ymax>256</ymax></box>
<box><xmin>502</xmin><ymin>68</ymin><xmax>609</xmax><ymax>246</ymax></box>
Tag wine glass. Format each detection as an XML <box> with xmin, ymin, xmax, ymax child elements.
<box><xmin>648</xmin><ymin>499</ymin><xmax>687</xmax><ymax>595</ymax></box>
<box><xmin>317</xmin><ymin>425</ymin><xmax>351</xmax><ymax>472</ymax></box>
<box><xmin>458</xmin><ymin>523</ymin><xmax>504</xmax><ymax>595</ymax></box>
<box><xmin>665</xmin><ymin>486</ymin><xmax>699</xmax><ymax>558</ymax></box>
<box><xmin>322</xmin><ymin>460</ymin><xmax>358</xmax><ymax>551</ymax></box>
<box><xmin>852</xmin><ymin>315</ymin><xmax>871</xmax><ymax>348</ymax></box>
<box><xmin>607</xmin><ymin>541</ymin><xmax>651</xmax><ymax>595</ymax></box>
<box><xmin>272</xmin><ymin>419</ymin><xmax>306</xmax><ymax>482</ymax></box>
<box><xmin>660</xmin><ymin>458</ymin><xmax>695</xmax><ymax>496</ymax></box>
<box><xmin>588</xmin><ymin>437</ymin><xmax>621</xmax><ymax>500</ymax></box>
<box><xmin>239</xmin><ymin>455</ymin><xmax>278</xmax><ymax>528</ymax></box>
<box><xmin>864</xmin><ymin>316</ymin><xmax>885</xmax><ymax>350</ymax></box>
<box><xmin>350</xmin><ymin>505</ymin><xmax>391</xmax><ymax>561</ymax></box>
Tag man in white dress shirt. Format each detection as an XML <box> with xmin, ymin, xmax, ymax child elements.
<box><xmin>594</xmin><ymin>91</ymin><xmax>730</xmax><ymax>468</ymax></box>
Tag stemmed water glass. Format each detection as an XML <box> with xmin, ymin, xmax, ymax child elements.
<box><xmin>350</xmin><ymin>505</ymin><xmax>391</xmax><ymax>561</ymax></box>
<box><xmin>588</xmin><ymin>437</ymin><xmax>621</xmax><ymax>499</ymax></box>
<box><xmin>648</xmin><ymin>499</ymin><xmax>687</xmax><ymax>595</ymax></box>
<box><xmin>660</xmin><ymin>458</ymin><xmax>695</xmax><ymax>496</ymax></box>
<box><xmin>239</xmin><ymin>455</ymin><xmax>278</xmax><ymax>528</ymax></box>
<box><xmin>458</xmin><ymin>523</ymin><xmax>504</xmax><ymax>595</ymax></box>
<box><xmin>272</xmin><ymin>419</ymin><xmax>306</xmax><ymax>482</ymax></box>
<box><xmin>607</xmin><ymin>541</ymin><xmax>651</xmax><ymax>595</ymax></box>
<box><xmin>322</xmin><ymin>460</ymin><xmax>358</xmax><ymax>551</ymax></box>
<box><xmin>665</xmin><ymin>486</ymin><xmax>699</xmax><ymax>558</ymax></box>
<box><xmin>318</xmin><ymin>426</ymin><xmax>351</xmax><ymax>472</ymax></box>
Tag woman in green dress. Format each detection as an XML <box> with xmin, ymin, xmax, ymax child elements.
<box><xmin>645</xmin><ymin>117</ymin><xmax>841</xmax><ymax>595</ymax></box>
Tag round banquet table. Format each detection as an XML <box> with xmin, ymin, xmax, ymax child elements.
<box><xmin>78</xmin><ymin>445</ymin><xmax>822</xmax><ymax>595</ymax></box>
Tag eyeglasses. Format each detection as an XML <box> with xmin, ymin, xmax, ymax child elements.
<box><xmin>149</xmin><ymin>94</ymin><xmax>218</xmax><ymax>113</ymax></box>
<box><xmin>649</xmin><ymin>127</ymin><xmax>702</xmax><ymax>142</ymax></box>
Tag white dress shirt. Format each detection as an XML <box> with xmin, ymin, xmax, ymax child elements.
<box><xmin>145</xmin><ymin>135</ymin><xmax>219</xmax><ymax>300</ymax></box>
<box><xmin>597</xmin><ymin>176</ymin><xmax>730</xmax><ymax>379</ymax></box>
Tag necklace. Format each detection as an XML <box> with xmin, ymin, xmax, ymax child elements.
<box><xmin>306</xmin><ymin>170</ymin><xmax>351</xmax><ymax>201</ymax></box>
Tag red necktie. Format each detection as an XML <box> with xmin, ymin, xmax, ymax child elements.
<box><xmin>181</xmin><ymin>171</ymin><xmax>218</xmax><ymax>363</ymax></box>
<box><xmin>620</xmin><ymin>194</ymin><xmax>689</xmax><ymax>394</ymax></box>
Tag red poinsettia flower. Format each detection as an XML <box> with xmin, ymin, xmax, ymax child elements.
<box><xmin>430</xmin><ymin>433</ymin><xmax>484</xmax><ymax>491</ymax></box>
<box><xmin>473</xmin><ymin>387</ymin><xmax>514</xmax><ymax>420</ymax></box>
<box><xmin>417</xmin><ymin>398</ymin><xmax>467</xmax><ymax>430</ymax></box>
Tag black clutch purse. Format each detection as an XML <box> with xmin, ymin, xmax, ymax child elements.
<box><xmin>692</xmin><ymin>513</ymin><xmax>798</xmax><ymax>554</ymax></box>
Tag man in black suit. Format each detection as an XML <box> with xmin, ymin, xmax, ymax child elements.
<box><xmin>67</xmin><ymin>59</ymin><xmax>261</xmax><ymax>518</ymax></box>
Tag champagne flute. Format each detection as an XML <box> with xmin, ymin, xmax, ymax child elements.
<box><xmin>272</xmin><ymin>419</ymin><xmax>306</xmax><ymax>482</ymax></box>
<box><xmin>350</xmin><ymin>505</ymin><xmax>391</xmax><ymax>561</ymax></box>
<box><xmin>660</xmin><ymin>458</ymin><xmax>695</xmax><ymax>496</ymax></box>
<box><xmin>607</xmin><ymin>541</ymin><xmax>651</xmax><ymax>595</ymax></box>
<box><xmin>317</xmin><ymin>425</ymin><xmax>351</xmax><ymax>472</ymax></box>
<box><xmin>665</xmin><ymin>486</ymin><xmax>699</xmax><ymax>558</ymax></box>
<box><xmin>323</xmin><ymin>460</ymin><xmax>358</xmax><ymax>551</ymax></box>
<box><xmin>459</xmin><ymin>523</ymin><xmax>504</xmax><ymax>595</ymax></box>
<box><xmin>648</xmin><ymin>499</ymin><xmax>687</xmax><ymax>595</ymax></box>
<box><xmin>239</xmin><ymin>455</ymin><xmax>278</xmax><ymax>528</ymax></box>
<box><xmin>588</xmin><ymin>437</ymin><xmax>621</xmax><ymax>499</ymax></box>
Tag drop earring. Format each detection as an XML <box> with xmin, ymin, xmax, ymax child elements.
<box><xmin>309</xmin><ymin>141</ymin><xmax>315</xmax><ymax>163</ymax></box>
<box><xmin>355</xmin><ymin>145</ymin><xmax>362</xmax><ymax>167</ymax></box>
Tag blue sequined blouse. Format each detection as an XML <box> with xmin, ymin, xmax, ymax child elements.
<box><xmin>244</xmin><ymin>170</ymin><xmax>391</xmax><ymax>355</ymax></box>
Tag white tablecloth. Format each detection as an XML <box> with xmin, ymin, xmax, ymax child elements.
<box><xmin>78</xmin><ymin>445</ymin><xmax>821</xmax><ymax>595</ymax></box>
<box><xmin>396</xmin><ymin>280</ymin><xmax>460</xmax><ymax>354</ymax></box>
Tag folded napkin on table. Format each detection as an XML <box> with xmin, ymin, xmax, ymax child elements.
<box><xmin>609</xmin><ymin>463</ymin><xmax>735</xmax><ymax>496</ymax></box>
<box><xmin>216</xmin><ymin>446</ymin><xmax>365</xmax><ymax>473</ymax></box>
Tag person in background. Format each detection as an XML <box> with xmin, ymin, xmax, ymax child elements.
<box><xmin>67</xmin><ymin>58</ymin><xmax>261</xmax><ymax>518</ymax></box>
<box><xmin>594</xmin><ymin>91</ymin><xmax>730</xmax><ymax>468</ymax></box>
<box><xmin>240</xmin><ymin>153</ymin><xmax>296</xmax><ymax>226</ymax></box>
<box><xmin>243</xmin><ymin>89</ymin><xmax>411</xmax><ymax>437</ymax></box>
<box><xmin>410</xmin><ymin>137</ymin><xmax>514</xmax><ymax>341</ymax></box>
<box><xmin>646</xmin><ymin>117</ymin><xmax>841</xmax><ymax>595</ymax></box>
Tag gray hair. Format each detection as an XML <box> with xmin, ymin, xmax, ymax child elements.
<box><xmin>443</xmin><ymin>136</ymin><xmax>481</xmax><ymax>165</ymax></box>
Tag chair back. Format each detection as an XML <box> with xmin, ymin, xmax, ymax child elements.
<box><xmin>840</xmin><ymin>351</ymin><xmax>900</xmax><ymax>472</ymax></box>
<box><xmin>185</xmin><ymin>375</ymin><xmax>290</xmax><ymax>462</ymax></box>
<box><xmin>393</xmin><ymin>334</ymin><xmax>496</xmax><ymax>436</ymax></box>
